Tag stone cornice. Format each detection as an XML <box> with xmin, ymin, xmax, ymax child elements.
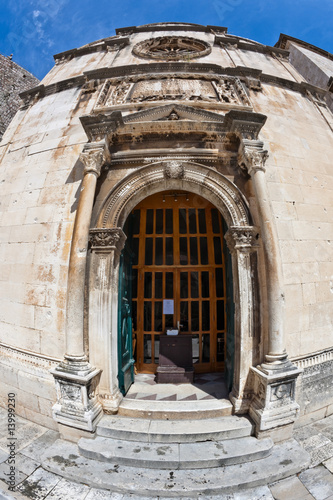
<box><xmin>276</xmin><ymin>33</ymin><xmax>333</xmax><ymax>62</ymax></box>
<box><xmin>53</xmin><ymin>37</ymin><xmax>130</xmax><ymax>63</ymax></box>
<box><xmin>19</xmin><ymin>64</ymin><xmax>329</xmax><ymax>105</ymax></box>
<box><xmin>216</xmin><ymin>35</ymin><xmax>289</xmax><ymax>58</ymax></box>
<box><xmin>0</xmin><ymin>341</ymin><xmax>60</xmax><ymax>370</ymax></box>
<box><xmin>107</xmin><ymin>151</ymin><xmax>230</xmax><ymax>167</ymax></box>
<box><xmin>80</xmin><ymin>106</ymin><xmax>267</xmax><ymax>143</ymax></box>
<box><xmin>115</xmin><ymin>23</ymin><xmax>227</xmax><ymax>36</ymax></box>
<box><xmin>19</xmin><ymin>75</ymin><xmax>86</xmax><ymax>105</ymax></box>
<box><xmin>84</xmin><ymin>63</ymin><xmax>260</xmax><ymax>81</ymax></box>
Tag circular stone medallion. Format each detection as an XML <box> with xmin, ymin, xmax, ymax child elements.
<box><xmin>132</xmin><ymin>36</ymin><xmax>211</xmax><ymax>61</ymax></box>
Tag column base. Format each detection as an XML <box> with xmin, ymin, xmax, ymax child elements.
<box><xmin>100</xmin><ymin>389</ymin><xmax>123</xmax><ymax>414</ymax></box>
<box><xmin>249</xmin><ymin>362</ymin><xmax>302</xmax><ymax>442</ymax></box>
<box><xmin>50</xmin><ymin>362</ymin><xmax>103</xmax><ymax>433</ymax></box>
<box><xmin>229</xmin><ymin>391</ymin><xmax>252</xmax><ymax>414</ymax></box>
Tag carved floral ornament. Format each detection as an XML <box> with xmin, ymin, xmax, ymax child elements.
<box><xmin>238</xmin><ymin>143</ymin><xmax>269</xmax><ymax>176</ymax></box>
<box><xmin>225</xmin><ymin>226</ymin><xmax>259</xmax><ymax>253</ymax></box>
<box><xmin>164</xmin><ymin>161</ymin><xmax>185</xmax><ymax>179</ymax></box>
<box><xmin>80</xmin><ymin>148</ymin><xmax>106</xmax><ymax>177</ymax></box>
<box><xmin>132</xmin><ymin>36</ymin><xmax>211</xmax><ymax>61</ymax></box>
<box><xmin>89</xmin><ymin>228</ymin><xmax>126</xmax><ymax>251</ymax></box>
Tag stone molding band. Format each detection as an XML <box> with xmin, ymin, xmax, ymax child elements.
<box><xmin>0</xmin><ymin>342</ymin><xmax>60</xmax><ymax>368</ymax></box>
<box><xmin>292</xmin><ymin>348</ymin><xmax>333</xmax><ymax>369</ymax></box>
<box><xmin>20</xmin><ymin>65</ymin><xmax>329</xmax><ymax>111</ymax></box>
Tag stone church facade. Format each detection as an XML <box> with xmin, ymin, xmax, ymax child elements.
<box><xmin>0</xmin><ymin>23</ymin><xmax>333</xmax><ymax>447</ymax></box>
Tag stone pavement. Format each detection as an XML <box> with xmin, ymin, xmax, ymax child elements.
<box><xmin>0</xmin><ymin>406</ymin><xmax>333</xmax><ymax>500</ymax></box>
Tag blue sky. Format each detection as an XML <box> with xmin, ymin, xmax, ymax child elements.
<box><xmin>0</xmin><ymin>0</ymin><xmax>332</xmax><ymax>80</ymax></box>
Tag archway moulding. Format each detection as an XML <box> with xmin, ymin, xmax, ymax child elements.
<box><xmin>95</xmin><ymin>160</ymin><xmax>252</xmax><ymax>231</ymax></box>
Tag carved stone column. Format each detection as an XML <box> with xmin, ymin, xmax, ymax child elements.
<box><xmin>88</xmin><ymin>228</ymin><xmax>126</xmax><ymax>414</ymax></box>
<box><xmin>239</xmin><ymin>140</ymin><xmax>301</xmax><ymax>440</ymax></box>
<box><xmin>225</xmin><ymin>226</ymin><xmax>259</xmax><ymax>413</ymax></box>
<box><xmin>51</xmin><ymin>143</ymin><xmax>106</xmax><ymax>433</ymax></box>
<box><xmin>240</xmin><ymin>141</ymin><xmax>288</xmax><ymax>365</ymax></box>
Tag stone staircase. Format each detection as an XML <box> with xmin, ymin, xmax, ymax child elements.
<box><xmin>41</xmin><ymin>411</ymin><xmax>311</xmax><ymax>497</ymax></box>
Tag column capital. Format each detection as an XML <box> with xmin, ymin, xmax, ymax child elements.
<box><xmin>225</xmin><ymin>226</ymin><xmax>259</xmax><ymax>254</ymax></box>
<box><xmin>80</xmin><ymin>145</ymin><xmax>106</xmax><ymax>177</ymax></box>
<box><xmin>239</xmin><ymin>140</ymin><xmax>269</xmax><ymax>176</ymax></box>
<box><xmin>89</xmin><ymin>227</ymin><xmax>126</xmax><ymax>253</ymax></box>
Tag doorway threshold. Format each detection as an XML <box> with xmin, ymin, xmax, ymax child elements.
<box><xmin>119</xmin><ymin>372</ymin><xmax>233</xmax><ymax>419</ymax></box>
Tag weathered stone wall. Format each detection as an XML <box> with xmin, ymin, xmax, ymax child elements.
<box><xmin>249</xmin><ymin>84</ymin><xmax>333</xmax><ymax>358</ymax></box>
<box><xmin>295</xmin><ymin>358</ymin><xmax>333</xmax><ymax>426</ymax></box>
<box><xmin>0</xmin><ymin>54</ymin><xmax>39</xmax><ymax>140</ymax></box>
<box><xmin>0</xmin><ymin>86</ymin><xmax>100</xmax><ymax>426</ymax></box>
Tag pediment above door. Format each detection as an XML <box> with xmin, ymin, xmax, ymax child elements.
<box><xmin>80</xmin><ymin>105</ymin><xmax>266</xmax><ymax>145</ymax></box>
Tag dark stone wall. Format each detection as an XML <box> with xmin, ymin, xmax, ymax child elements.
<box><xmin>0</xmin><ymin>54</ymin><xmax>39</xmax><ymax>140</ymax></box>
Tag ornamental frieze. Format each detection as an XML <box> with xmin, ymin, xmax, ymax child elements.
<box><xmin>95</xmin><ymin>74</ymin><xmax>251</xmax><ymax>109</ymax></box>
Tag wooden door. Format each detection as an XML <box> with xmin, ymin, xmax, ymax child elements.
<box><xmin>128</xmin><ymin>191</ymin><xmax>227</xmax><ymax>374</ymax></box>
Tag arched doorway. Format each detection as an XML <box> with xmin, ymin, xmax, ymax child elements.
<box><xmin>89</xmin><ymin>161</ymin><xmax>258</xmax><ymax>414</ymax></box>
<box><xmin>122</xmin><ymin>191</ymin><xmax>228</xmax><ymax>376</ymax></box>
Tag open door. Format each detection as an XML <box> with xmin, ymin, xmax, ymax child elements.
<box><xmin>118</xmin><ymin>245</ymin><xmax>135</xmax><ymax>395</ymax></box>
<box><xmin>129</xmin><ymin>191</ymin><xmax>227</xmax><ymax>374</ymax></box>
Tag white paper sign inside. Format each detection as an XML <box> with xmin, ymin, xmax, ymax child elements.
<box><xmin>163</xmin><ymin>299</ymin><xmax>174</xmax><ymax>314</ymax></box>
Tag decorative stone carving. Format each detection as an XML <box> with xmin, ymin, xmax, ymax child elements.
<box><xmin>225</xmin><ymin>226</ymin><xmax>259</xmax><ymax>253</ymax></box>
<box><xmin>99</xmin><ymin>390</ymin><xmax>124</xmax><ymax>414</ymax></box>
<box><xmin>271</xmin><ymin>383</ymin><xmax>292</xmax><ymax>401</ymax></box>
<box><xmin>246</xmin><ymin>76</ymin><xmax>262</xmax><ymax>91</ymax></box>
<box><xmin>50</xmin><ymin>366</ymin><xmax>103</xmax><ymax>432</ymax></box>
<box><xmin>168</xmin><ymin>111</ymin><xmax>179</xmax><ymax>120</ymax></box>
<box><xmin>95</xmin><ymin>75</ymin><xmax>251</xmax><ymax>109</ymax></box>
<box><xmin>132</xmin><ymin>36</ymin><xmax>211</xmax><ymax>61</ymax></box>
<box><xmin>89</xmin><ymin>228</ymin><xmax>126</xmax><ymax>252</ymax></box>
<box><xmin>164</xmin><ymin>161</ymin><xmax>185</xmax><ymax>179</ymax></box>
<box><xmin>80</xmin><ymin>147</ymin><xmax>106</xmax><ymax>176</ymax></box>
<box><xmin>240</xmin><ymin>144</ymin><xmax>269</xmax><ymax>175</ymax></box>
<box><xmin>100</xmin><ymin>162</ymin><xmax>250</xmax><ymax>229</ymax></box>
<box><xmin>213</xmin><ymin>78</ymin><xmax>249</xmax><ymax>105</ymax></box>
<box><xmin>81</xmin><ymin>79</ymin><xmax>99</xmax><ymax>94</ymax></box>
<box><xmin>249</xmin><ymin>365</ymin><xmax>302</xmax><ymax>438</ymax></box>
<box><xmin>60</xmin><ymin>384</ymin><xmax>81</xmax><ymax>401</ymax></box>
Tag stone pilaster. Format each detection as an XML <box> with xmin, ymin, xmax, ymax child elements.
<box><xmin>225</xmin><ymin>225</ymin><xmax>259</xmax><ymax>413</ymax></box>
<box><xmin>88</xmin><ymin>227</ymin><xmax>126</xmax><ymax>414</ymax></box>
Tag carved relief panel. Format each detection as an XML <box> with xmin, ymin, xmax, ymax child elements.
<box><xmin>95</xmin><ymin>75</ymin><xmax>251</xmax><ymax>109</ymax></box>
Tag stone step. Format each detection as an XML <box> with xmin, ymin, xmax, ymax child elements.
<box><xmin>42</xmin><ymin>438</ymin><xmax>310</xmax><ymax>497</ymax></box>
<box><xmin>118</xmin><ymin>397</ymin><xmax>233</xmax><ymax>419</ymax></box>
<box><xmin>78</xmin><ymin>435</ymin><xmax>273</xmax><ymax>469</ymax></box>
<box><xmin>97</xmin><ymin>414</ymin><xmax>253</xmax><ymax>443</ymax></box>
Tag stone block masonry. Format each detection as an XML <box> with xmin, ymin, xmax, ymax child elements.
<box><xmin>0</xmin><ymin>54</ymin><xmax>39</xmax><ymax>140</ymax></box>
